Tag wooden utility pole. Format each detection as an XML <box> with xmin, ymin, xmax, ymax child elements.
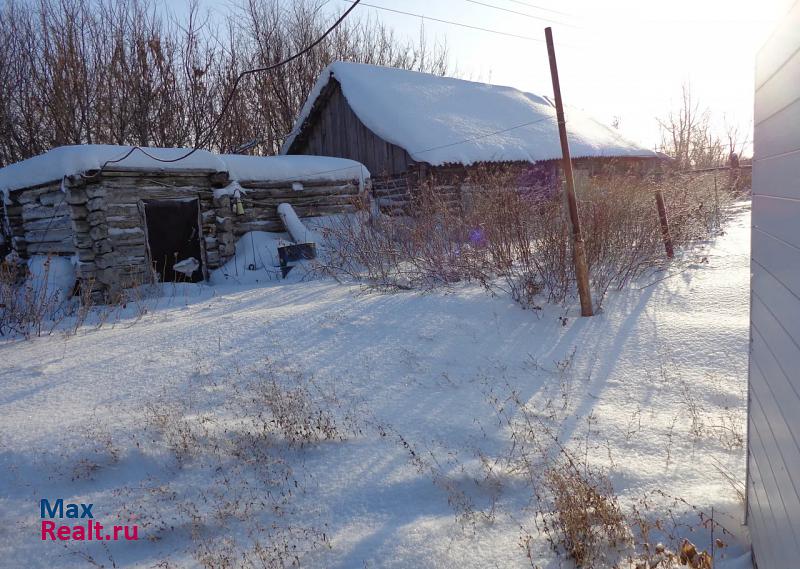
<box><xmin>654</xmin><ymin>188</ymin><xmax>674</xmax><ymax>258</ymax></box>
<box><xmin>545</xmin><ymin>27</ymin><xmax>593</xmax><ymax>317</ymax></box>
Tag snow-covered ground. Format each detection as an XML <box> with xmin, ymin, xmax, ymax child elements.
<box><xmin>0</xmin><ymin>205</ymin><xmax>752</xmax><ymax>568</ymax></box>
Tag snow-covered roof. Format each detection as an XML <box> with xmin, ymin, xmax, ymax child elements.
<box><xmin>0</xmin><ymin>145</ymin><xmax>224</xmax><ymax>194</ymax></box>
<box><xmin>0</xmin><ymin>145</ymin><xmax>369</xmax><ymax>196</ymax></box>
<box><xmin>282</xmin><ymin>62</ymin><xmax>657</xmax><ymax>165</ymax></box>
<box><xmin>220</xmin><ymin>154</ymin><xmax>368</xmax><ymax>184</ymax></box>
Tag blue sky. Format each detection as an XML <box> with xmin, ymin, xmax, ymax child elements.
<box><xmin>169</xmin><ymin>0</ymin><xmax>790</xmax><ymax>153</ymax></box>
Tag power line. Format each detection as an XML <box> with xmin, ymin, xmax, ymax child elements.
<box><xmin>501</xmin><ymin>0</ymin><xmax>579</xmax><ymax>18</ymax></box>
<box><xmin>342</xmin><ymin>1</ymin><xmax>546</xmax><ymax>42</ymax></box>
<box><xmin>248</xmin><ymin>117</ymin><xmax>551</xmax><ymax>182</ymax></box>
<box><xmin>658</xmin><ymin>139</ymin><xmax>752</xmax><ymax>153</ymax></box>
<box><xmin>462</xmin><ymin>0</ymin><xmax>580</xmax><ymax>28</ymax></box>
<box><xmin>266</xmin><ymin>117</ymin><xmax>561</xmax><ymax>185</ymax></box>
<box><xmin>413</xmin><ymin>116</ymin><xmax>556</xmax><ymax>155</ymax></box>
<box><xmin>92</xmin><ymin>0</ymin><xmax>364</xmax><ymax>172</ymax></box>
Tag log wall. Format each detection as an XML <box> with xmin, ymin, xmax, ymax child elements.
<box><xmin>286</xmin><ymin>80</ymin><xmax>414</xmax><ymax>178</ymax></box>
<box><xmin>5</xmin><ymin>180</ymin><xmax>74</xmax><ymax>257</ymax></box>
<box><xmin>371</xmin><ymin>161</ymin><xmax>560</xmax><ymax>215</ymax></box>
<box><xmin>232</xmin><ymin>177</ymin><xmax>364</xmax><ymax>235</ymax></box>
<box><xmin>64</xmin><ymin>169</ymin><xmax>219</xmax><ymax>297</ymax></box>
<box><xmin>3</xmin><ymin>167</ymin><xmax>365</xmax><ymax>300</ymax></box>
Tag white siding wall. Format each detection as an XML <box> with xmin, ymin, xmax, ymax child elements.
<box><xmin>749</xmin><ymin>2</ymin><xmax>800</xmax><ymax>567</ymax></box>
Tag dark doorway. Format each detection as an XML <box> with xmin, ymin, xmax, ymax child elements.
<box><xmin>143</xmin><ymin>199</ymin><xmax>204</xmax><ymax>283</ymax></box>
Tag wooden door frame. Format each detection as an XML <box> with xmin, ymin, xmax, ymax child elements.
<box><xmin>138</xmin><ymin>196</ymin><xmax>208</xmax><ymax>283</ymax></box>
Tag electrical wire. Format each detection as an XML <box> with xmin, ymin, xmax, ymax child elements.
<box><xmin>82</xmin><ymin>0</ymin><xmax>581</xmax><ymax>177</ymax></box>
<box><xmin>501</xmin><ymin>0</ymin><xmax>579</xmax><ymax>18</ymax></box>
<box><xmin>462</xmin><ymin>0</ymin><xmax>580</xmax><ymax>28</ymax></box>
<box><xmin>250</xmin><ymin>115</ymin><xmax>560</xmax><ymax>186</ymax></box>
<box><xmin>228</xmin><ymin>123</ymin><xmax>743</xmax><ymax>188</ymax></box>
<box><xmin>412</xmin><ymin>115</ymin><xmax>557</xmax><ymax>155</ymax></box>
<box><xmin>342</xmin><ymin>1</ymin><xmax>546</xmax><ymax>42</ymax></box>
<box><xmin>91</xmin><ymin>0</ymin><xmax>364</xmax><ymax>173</ymax></box>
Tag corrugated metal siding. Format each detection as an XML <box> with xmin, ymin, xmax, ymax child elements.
<box><xmin>749</xmin><ymin>2</ymin><xmax>800</xmax><ymax>567</ymax></box>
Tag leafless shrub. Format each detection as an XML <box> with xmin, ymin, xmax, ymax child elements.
<box><xmin>478</xmin><ymin>369</ymin><xmax>743</xmax><ymax>568</ymax></box>
<box><xmin>540</xmin><ymin>459</ymin><xmax>632</xmax><ymax>567</ymax></box>
<box><xmin>64</xmin><ymin>542</ymin><xmax>119</xmax><ymax>568</ymax></box>
<box><xmin>0</xmin><ymin>254</ymin><xmax>71</xmax><ymax>337</ymax></box>
<box><xmin>320</xmin><ymin>169</ymin><xmax>738</xmax><ymax>309</ymax></box>
<box><xmin>0</xmin><ymin>251</ymin><xmax>169</xmax><ymax>339</ymax></box>
<box><xmin>376</xmin><ymin>422</ymin><xmax>500</xmax><ymax>528</ymax></box>
<box><xmin>318</xmin><ymin>174</ymin><xmax>561</xmax><ymax>302</ymax></box>
<box><xmin>482</xmin><ymin>378</ymin><xmax>635</xmax><ymax>565</ymax></box>
<box><xmin>628</xmin><ymin>490</ymin><xmax>738</xmax><ymax>569</ymax></box>
<box><xmin>243</xmin><ymin>369</ymin><xmax>346</xmax><ymax>448</ymax></box>
<box><xmin>658</xmin><ymin>171</ymin><xmax>739</xmax><ymax>242</ymax></box>
<box><xmin>143</xmin><ymin>400</ymin><xmax>211</xmax><ymax>466</ymax></box>
<box><xmin>710</xmin><ymin>458</ymin><xmax>746</xmax><ymax>504</ymax></box>
<box><xmin>657</xmin><ymin>349</ymin><xmax>745</xmax><ymax>452</ymax></box>
<box><xmin>193</xmin><ymin>526</ymin><xmax>331</xmax><ymax>569</ymax></box>
<box><xmin>71</xmin><ymin>420</ymin><xmax>122</xmax><ymax>481</ymax></box>
<box><xmin>579</xmin><ymin>177</ymin><xmax>671</xmax><ymax>299</ymax></box>
<box><xmin>316</xmin><ymin>202</ymin><xmax>418</xmax><ymax>291</ymax></box>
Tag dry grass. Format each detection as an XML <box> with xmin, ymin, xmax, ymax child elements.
<box><xmin>0</xmin><ymin>253</ymin><xmax>201</xmax><ymax>340</ymax></box>
<box><xmin>474</xmin><ymin>364</ymin><xmax>743</xmax><ymax>569</ymax></box>
<box><xmin>0</xmin><ymin>254</ymin><xmax>68</xmax><ymax>337</ymax></box>
<box><xmin>540</xmin><ymin>460</ymin><xmax>632</xmax><ymax>567</ymax></box>
<box><xmin>124</xmin><ymin>360</ymin><xmax>360</xmax><ymax>568</ymax></box>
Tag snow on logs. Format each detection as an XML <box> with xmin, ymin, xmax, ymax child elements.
<box><xmin>277</xmin><ymin>203</ymin><xmax>319</xmax><ymax>244</ymax></box>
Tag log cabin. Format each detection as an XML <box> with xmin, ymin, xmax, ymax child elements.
<box><xmin>0</xmin><ymin>145</ymin><xmax>369</xmax><ymax>299</ymax></box>
<box><xmin>282</xmin><ymin>62</ymin><xmax>664</xmax><ymax>214</ymax></box>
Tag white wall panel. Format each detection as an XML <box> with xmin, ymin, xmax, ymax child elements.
<box><xmin>749</xmin><ymin>2</ymin><xmax>800</xmax><ymax>567</ymax></box>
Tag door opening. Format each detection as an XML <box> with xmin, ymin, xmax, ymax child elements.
<box><xmin>143</xmin><ymin>199</ymin><xmax>204</xmax><ymax>283</ymax></box>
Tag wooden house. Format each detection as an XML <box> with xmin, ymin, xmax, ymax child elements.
<box><xmin>0</xmin><ymin>146</ymin><xmax>368</xmax><ymax>299</ymax></box>
<box><xmin>282</xmin><ymin>62</ymin><xmax>662</xmax><ymax>214</ymax></box>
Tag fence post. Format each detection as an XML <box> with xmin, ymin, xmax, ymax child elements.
<box><xmin>654</xmin><ymin>188</ymin><xmax>674</xmax><ymax>258</ymax></box>
<box><xmin>545</xmin><ymin>27</ymin><xmax>593</xmax><ymax>317</ymax></box>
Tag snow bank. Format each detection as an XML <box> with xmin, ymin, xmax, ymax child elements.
<box><xmin>4</xmin><ymin>255</ymin><xmax>78</xmax><ymax>324</ymax></box>
<box><xmin>282</xmin><ymin>62</ymin><xmax>657</xmax><ymax>165</ymax></box>
<box><xmin>26</xmin><ymin>255</ymin><xmax>76</xmax><ymax>301</ymax></box>
<box><xmin>209</xmin><ymin>231</ymin><xmax>287</xmax><ymax>285</ymax></box>
<box><xmin>210</xmin><ymin>227</ymin><xmax>325</xmax><ymax>286</ymax></box>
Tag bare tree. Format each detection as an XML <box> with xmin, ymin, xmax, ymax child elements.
<box><xmin>657</xmin><ymin>83</ymin><xmax>733</xmax><ymax>170</ymax></box>
<box><xmin>0</xmin><ymin>0</ymin><xmax>450</xmax><ymax>165</ymax></box>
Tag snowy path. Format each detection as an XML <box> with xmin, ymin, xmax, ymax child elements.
<box><xmin>0</xmin><ymin>206</ymin><xmax>752</xmax><ymax>568</ymax></box>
